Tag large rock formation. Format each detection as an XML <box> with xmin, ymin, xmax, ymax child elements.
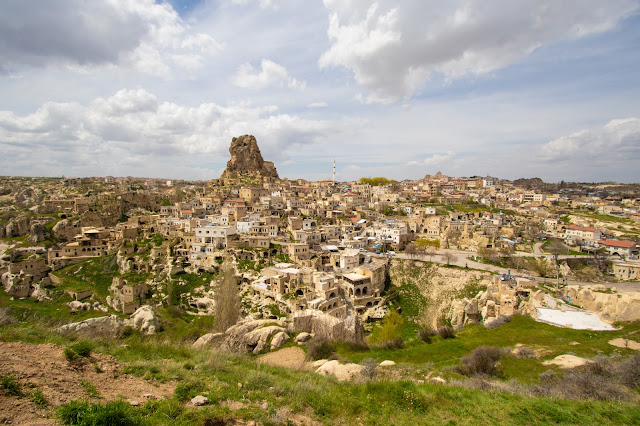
<box><xmin>220</xmin><ymin>135</ymin><xmax>279</xmax><ymax>180</ymax></box>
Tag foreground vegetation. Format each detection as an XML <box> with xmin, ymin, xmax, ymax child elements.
<box><xmin>1</xmin><ymin>304</ymin><xmax>639</xmax><ymax>425</ymax></box>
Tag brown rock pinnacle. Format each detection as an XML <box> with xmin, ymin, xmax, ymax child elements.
<box><xmin>220</xmin><ymin>135</ymin><xmax>279</xmax><ymax>180</ymax></box>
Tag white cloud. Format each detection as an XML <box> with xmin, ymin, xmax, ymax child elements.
<box><xmin>319</xmin><ymin>0</ymin><xmax>638</xmax><ymax>102</ymax></box>
<box><xmin>232</xmin><ymin>0</ymin><xmax>279</xmax><ymax>10</ymax></box>
<box><xmin>0</xmin><ymin>0</ymin><xmax>221</xmax><ymax>76</ymax></box>
<box><xmin>0</xmin><ymin>88</ymin><xmax>345</xmax><ymax>178</ymax></box>
<box><xmin>541</xmin><ymin>118</ymin><xmax>640</xmax><ymax>160</ymax></box>
<box><xmin>408</xmin><ymin>151</ymin><xmax>456</xmax><ymax>167</ymax></box>
<box><xmin>308</xmin><ymin>102</ymin><xmax>328</xmax><ymax>108</ymax></box>
<box><xmin>232</xmin><ymin>59</ymin><xmax>306</xmax><ymax>90</ymax></box>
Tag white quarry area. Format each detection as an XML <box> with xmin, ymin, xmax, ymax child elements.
<box><xmin>536</xmin><ymin>308</ymin><xmax>616</xmax><ymax>331</ymax></box>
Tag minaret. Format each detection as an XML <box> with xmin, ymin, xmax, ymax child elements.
<box><xmin>333</xmin><ymin>159</ymin><xmax>336</xmax><ymax>183</ymax></box>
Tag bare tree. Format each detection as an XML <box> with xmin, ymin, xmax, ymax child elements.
<box><xmin>213</xmin><ymin>257</ymin><xmax>240</xmax><ymax>332</ymax></box>
<box><xmin>405</xmin><ymin>242</ymin><xmax>418</xmax><ymax>259</ymax></box>
<box><xmin>442</xmin><ymin>251</ymin><xmax>455</xmax><ymax>266</ymax></box>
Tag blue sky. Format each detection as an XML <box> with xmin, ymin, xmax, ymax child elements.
<box><xmin>0</xmin><ymin>0</ymin><xmax>639</xmax><ymax>182</ymax></box>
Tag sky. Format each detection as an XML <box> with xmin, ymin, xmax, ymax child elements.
<box><xmin>1</xmin><ymin>0</ymin><xmax>639</xmax><ymax>183</ymax></box>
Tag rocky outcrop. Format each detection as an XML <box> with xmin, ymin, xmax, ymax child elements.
<box><xmin>5</xmin><ymin>216</ymin><xmax>29</xmax><ymax>237</ymax></box>
<box><xmin>220</xmin><ymin>135</ymin><xmax>279</xmax><ymax>180</ymax></box>
<box><xmin>27</xmin><ymin>223</ymin><xmax>49</xmax><ymax>243</ymax></box>
<box><xmin>192</xmin><ymin>332</ymin><xmax>225</xmax><ymax>349</ymax></box>
<box><xmin>129</xmin><ymin>305</ymin><xmax>159</xmax><ymax>334</ymax></box>
<box><xmin>292</xmin><ymin>310</ymin><xmax>364</xmax><ymax>344</ymax></box>
<box><xmin>222</xmin><ymin>319</ymin><xmax>288</xmax><ymax>354</ymax></box>
<box><xmin>58</xmin><ymin>306</ymin><xmax>160</xmax><ymax>336</ymax></box>
<box><xmin>58</xmin><ymin>315</ymin><xmax>125</xmax><ymax>338</ymax></box>
<box><xmin>447</xmin><ymin>280</ymin><xmax>541</xmax><ymax>330</ymax></box>
<box><xmin>564</xmin><ymin>285</ymin><xmax>640</xmax><ymax>323</ymax></box>
<box><xmin>270</xmin><ymin>331</ymin><xmax>290</xmax><ymax>350</ymax></box>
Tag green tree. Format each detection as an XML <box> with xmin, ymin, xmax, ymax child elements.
<box><xmin>369</xmin><ymin>309</ymin><xmax>403</xmax><ymax>346</ymax></box>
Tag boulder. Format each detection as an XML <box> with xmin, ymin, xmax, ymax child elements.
<box><xmin>223</xmin><ymin>319</ymin><xmax>287</xmax><ymax>353</ymax></box>
<box><xmin>292</xmin><ymin>310</ymin><xmax>364</xmax><ymax>344</ymax></box>
<box><xmin>192</xmin><ymin>332</ymin><xmax>225</xmax><ymax>349</ymax></box>
<box><xmin>315</xmin><ymin>360</ymin><xmax>364</xmax><ymax>381</ymax></box>
<box><xmin>191</xmin><ymin>395</ymin><xmax>209</xmax><ymax>406</ymax></box>
<box><xmin>270</xmin><ymin>331</ymin><xmax>290</xmax><ymax>350</ymax></box>
<box><xmin>379</xmin><ymin>360</ymin><xmax>396</xmax><ymax>367</ymax></box>
<box><xmin>295</xmin><ymin>332</ymin><xmax>311</xmax><ymax>343</ymax></box>
<box><xmin>58</xmin><ymin>315</ymin><xmax>125</xmax><ymax>337</ymax></box>
<box><xmin>127</xmin><ymin>305</ymin><xmax>159</xmax><ymax>334</ymax></box>
<box><xmin>27</xmin><ymin>223</ymin><xmax>49</xmax><ymax>243</ymax></box>
<box><xmin>244</xmin><ymin>326</ymin><xmax>286</xmax><ymax>354</ymax></box>
<box><xmin>464</xmin><ymin>299</ymin><xmax>479</xmax><ymax>315</ymax></box>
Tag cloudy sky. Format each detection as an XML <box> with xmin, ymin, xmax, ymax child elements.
<box><xmin>1</xmin><ymin>0</ymin><xmax>639</xmax><ymax>183</ymax></box>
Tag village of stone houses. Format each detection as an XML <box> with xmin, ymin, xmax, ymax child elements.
<box><xmin>1</xmin><ymin>135</ymin><xmax>640</xmax><ymax>425</ymax></box>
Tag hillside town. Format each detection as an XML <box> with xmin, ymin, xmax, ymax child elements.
<box><xmin>2</xmin><ymin>135</ymin><xmax>639</xmax><ymax>329</ymax></box>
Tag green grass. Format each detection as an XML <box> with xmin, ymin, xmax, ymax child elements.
<box><xmin>2</xmin><ymin>312</ymin><xmax>640</xmax><ymax>424</ymax></box>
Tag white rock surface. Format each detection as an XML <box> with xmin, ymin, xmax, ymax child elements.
<box><xmin>315</xmin><ymin>360</ymin><xmax>364</xmax><ymax>381</ymax></box>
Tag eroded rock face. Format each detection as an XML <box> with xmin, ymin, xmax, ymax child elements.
<box><xmin>220</xmin><ymin>135</ymin><xmax>279</xmax><ymax>180</ymax></box>
<box><xmin>292</xmin><ymin>310</ymin><xmax>365</xmax><ymax>344</ymax></box>
<box><xmin>28</xmin><ymin>223</ymin><xmax>49</xmax><ymax>243</ymax></box>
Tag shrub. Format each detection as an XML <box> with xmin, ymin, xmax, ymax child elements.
<box><xmin>551</xmin><ymin>360</ymin><xmax>628</xmax><ymax>401</ymax></box>
<box><xmin>380</xmin><ymin>337</ymin><xmax>404</xmax><ymax>349</ymax></box>
<box><xmin>359</xmin><ymin>358</ymin><xmax>378</xmax><ymax>381</ymax></box>
<box><xmin>619</xmin><ymin>353</ymin><xmax>640</xmax><ymax>389</ymax></box>
<box><xmin>457</xmin><ymin>346</ymin><xmax>505</xmax><ymax>377</ymax></box>
<box><xmin>513</xmin><ymin>346</ymin><xmax>536</xmax><ymax>359</ymax></box>
<box><xmin>418</xmin><ymin>328</ymin><xmax>435</xmax><ymax>343</ymax></box>
<box><xmin>306</xmin><ymin>339</ymin><xmax>336</xmax><ymax>361</ymax></box>
<box><xmin>71</xmin><ymin>342</ymin><xmax>92</xmax><ymax>358</ymax></box>
<box><xmin>58</xmin><ymin>400</ymin><xmax>139</xmax><ymax>426</ymax></box>
<box><xmin>64</xmin><ymin>348</ymin><xmax>79</xmax><ymax>362</ymax></box>
<box><xmin>437</xmin><ymin>326</ymin><xmax>455</xmax><ymax>339</ymax></box>
<box><xmin>1</xmin><ymin>374</ymin><xmax>23</xmax><ymax>396</ymax></box>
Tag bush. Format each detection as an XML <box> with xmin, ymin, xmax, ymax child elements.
<box><xmin>437</xmin><ymin>326</ymin><xmax>455</xmax><ymax>339</ymax></box>
<box><xmin>306</xmin><ymin>339</ymin><xmax>336</xmax><ymax>361</ymax></box>
<box><xmin>58</xmin><ymin>400</ymin><xmax>139</xmax><ymax>426</ymax></box>
<box><xmin>359</xmin><ymin>358</ymin><xmax>378</xmax><ymax>381</ymax></box>
<box><xmin>418</xmin><ymin>328</ymin><xmax>435</xmax><ymax>343</ymax></box>
<box><xmin>71</xmin><ymin>342</ymin><xmax>92</xmax><ymax>358</ymax></box>
<box><xmin>1</xmin><ymin>374</ymin><xmax>22</xmax><ymax>396</ymax></box>
<box><xmin>619</xmin><ymin>353</ymin><xmax>640</xmax><ymax>389</ymax></box>
<box><xmin>457</xmin><ymin>346</ymin><xmax>505</xmax><ymax>377</ymax></box>
<box><xmin>513</xmin><ymin>346</ymin><xmax>535</xmax><ymax>359</ymax></box>
<box><xmin>551</xmin><ymin>359</ymin><xmax>628</xmax><ymax>401</ymax></box>
<box><xmin>64</xmin><ymin>348</ymin><xmax>79</xmax><ymax>362</ymax></box>
<box><xmin>380</xmin><ymin>337</ymin><xmax>404</xmax><ymax>350</ymax></box>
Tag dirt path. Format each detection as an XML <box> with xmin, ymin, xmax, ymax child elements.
<box><xmin>257</xmin><ymin>346</ymin><xmax>306</xmax><ymax>369</ymax></box>
<box><xmin>0</xmin><ymin>341</ymin><xmax>175</xmax><ymax>425</ymax></box>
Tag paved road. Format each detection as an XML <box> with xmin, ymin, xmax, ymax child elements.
<box><xmin>389</xmin><ymin>249</ymin><xmax>640</xmax><ymax>290</ymax></box>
